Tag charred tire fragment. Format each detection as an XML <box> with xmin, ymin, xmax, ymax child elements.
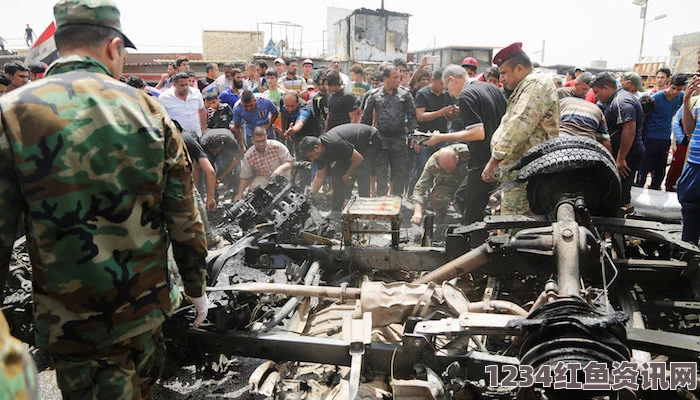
<box><xmin>517</xmin><ymin>145</ymin><xmax>621</xmax><ymax>217</ymax></box>
<box><xmin>513</xmin><ymin>135</ymin><xmax>615</xmax><ymax>171</ymax></box>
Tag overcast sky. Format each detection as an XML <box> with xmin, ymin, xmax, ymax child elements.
<box><xmin>2</xmin><ymin>0</ymin><xmax>698</xmax><ymax>69</ymax></box>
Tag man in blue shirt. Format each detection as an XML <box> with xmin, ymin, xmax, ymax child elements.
<box><xmin>219</xmin><ymin>68</ymin><xmax>244</xmax><ymax>109</ymax></box>
<box><xmin>666</xmin><ymin>96</ymin><xmax>700</xmax><ymax>191</ymax></box>
<box><xmin>232</xmin><ymin>90</ymin><xmax>279</xmax><ymax>149</ymax></box>
<box><xmin>636</xmin><ymin>74</ymin><xmax>685</xmax><ymax>190</ymax></box>
<box><xmin>591</xmin><ymin>72</ymin><xmax>645</xmax><ymax>215</ymax></box>
<box><xmin>678</xmin><ymin>72</ymin><xmax>700</xmax><ymax>244</ymax></box>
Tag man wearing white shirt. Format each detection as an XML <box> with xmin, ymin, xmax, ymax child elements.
<box><xmin>244</xmin><ymin>63</ymin><xmax>264</xmax><ymax>93</ymax></box>
<box><xmin>214</xmin><ymin>62</ymin><xmax>234</xmax><ymax>94</ymax></box>
<box><xmin>329</xmin><ymin>56</ymin><xmax>351</xmax><ymax>88</ymax></box>
<box><xmin>160</xmin><ymin>72</ymin><xmax>207</xmax><ymax>137</ymax></box>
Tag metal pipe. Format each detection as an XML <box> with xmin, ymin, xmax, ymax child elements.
<box><xmin>528</xmin><ymin>281</ymin><xmax>559</xmax><ymax>314</ymax></box>
<box><xmin>209</xmin><ymin>282</ymin><xmax>361</xmax><ymax>300</ymax></box>
<box><xmin>414</xmin><ymin>244</ymin><xmax>491</xmax><ymax>284</ymax></box>
<box><xmin>555</xmin><ymin>203</ymin><xmax>581</xmax><ymax>296</ymax></box>
<box><xmin>260</xmin><ymin>262</ymin><xmax>321</xmax><ymax>332</ymax></box>
<box><xmin>529</xmin><ymin>291</ymin><xmax>548</xmax><ymax>314</ymax></box>
<box><xmin>468</xmin><ymin>300</ymin><xmax>528</xmax><ymax>317</ymax></box>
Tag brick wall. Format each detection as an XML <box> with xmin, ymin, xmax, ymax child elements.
<box><xmin>202</xmin><ymin>31</ymin><xmax>264</xmax><ymax>61</ymax></box>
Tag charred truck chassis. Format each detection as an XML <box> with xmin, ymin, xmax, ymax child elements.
<box><xmin>157</xmin><ymin>138</ymin><xmax>700</xmax><ymax>398</ymax></box>
<box><xmin>5</xmin><ymin>138</ymin><xmax>700</xmax><ymax>398</ymax></box>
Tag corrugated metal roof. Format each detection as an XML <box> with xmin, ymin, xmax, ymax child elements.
<box><xmin>409</xmin><ymin>45</ymin><xmax>500</xmax><ymax>54</ymax></box>
<box><xmin>124</xmin><ymin>52</ymin><xmax>203</xmax><ymax>65</ymax></box>
<box><xmin>349</xmin><ymin>7</ymin><xmax>411</xmax><ymax>18</ymax></box>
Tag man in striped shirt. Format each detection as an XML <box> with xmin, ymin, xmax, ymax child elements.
<box><xmin>278</xmin><ymin>58</ymin><xmax>308</xmax><ymax>99</ymax></box>
<box><xmin>558</xmin><ymin>94</ymin><xmax>612</xmax><ymax>152</ymax></box>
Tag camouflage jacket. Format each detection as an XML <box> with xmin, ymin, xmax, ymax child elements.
<box><xmin>0</xmin><ymin>311</ymin><xmax>37</xmax><ymax>399</ymax></box>
<box><xmin>412</xmin><ymin>144</ymin><xmax>470</xmax><ymax>204</ymax></box>
<box><xmin>0</xmin><ymin>56</ymin><xmax>207</xmax><ymax>354</ymax></box>
<box><xmin>491</xmin><ymin>69</ymin><xmax>560</xmax><ymax>181</ymax></box>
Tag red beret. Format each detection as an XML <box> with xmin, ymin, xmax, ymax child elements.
<box><xmin>493</xmin><ymin>42</ymin><xmax>523</xmax><ymax>66</ymax></box>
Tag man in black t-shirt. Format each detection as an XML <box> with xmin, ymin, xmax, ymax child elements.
<box><xmin>310</xmin><ymin>71</ymin><xmax>329</xmax><ymax>129</ymax></box>
<box><xmin>182</xmin><ymin>134</ymin><xmax>220</xmax><ymax>248</ymax></box>
<box><xmin>204</xmin><ymin>91</ymin><xmax>233</xmax><ymax>129</ymax></box>
<box><xmin>24</xmin><ymin>24</ymin><xmax>35</xmax><ymax>48</ymax></box>
<box><xmin>591</xmin><ymin>72</ymin><xmax>645</xmax><ymax>213</ymax></box>
<box><xmin>197</xmin><ymin>63</ymin><xmax>219</xmax><ymax>93</ymax></box>
<box><xmin>423</xmin><ymin>65</ymin><xmax>507</xmax><ymax>225</ymax></box>
<box><xmin>325</xmin><ymin>71</ymin><xmax>357</xmax><ymax>131</ymax></box>
<box><xmin>408</xmin><ymin>68</ymin><xmax>457</xmax><ymax>195</ymax></box>
<box><xmin>299</xmin><ymin>124</ymin><xmax>380</xmax><ymax>210</ymax></box>
<box><xmin>280</xmin><ymin>91</ymin><xmax>319</xmax><ymax>155</ymax></box>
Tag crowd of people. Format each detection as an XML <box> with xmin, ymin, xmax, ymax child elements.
<box><xmin>2</xmin><ymin>0</ymin><xmax>700</xmax><ymax>398</ymax></box>
<box><xmin>78</xmin><ymin>42</ymin><xmax>699</xmax><ymax>239</ymax></box>
<box><xmin>3</xmin><ymin>18</ymin><xmax>700</xmax><ymax>250</ymax></box>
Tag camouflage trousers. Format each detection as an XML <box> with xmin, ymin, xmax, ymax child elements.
<box><xmin>428</xmin><ymin>184</ymin><xmax>457</xmax><ymax>212</ymax></box>
<box><xmin>500</xmin><ymin>181</ymin><xmax>532</xmax><ymax>216</ymax></box>
<box><xmin>194</xmin><ymin>188</ymin><xmax>212</xmax><ymax>239</ymax></box>
<box><xmin>376</xmin><ymin>135</ymin><xmax>408</xmax><ymax>196</ymax></box>
<box><xmin>52</xmin><ymin>325</ymin><xmax>166</xmax><ymax>400</ymax></box>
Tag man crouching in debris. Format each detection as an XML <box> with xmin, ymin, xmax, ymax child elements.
<box><xmin>0</xmin><ymin>0</ymin><xmax>208</xmax><ymax>398</ymax></box>
<box><xmin>411</xmin><ymin>144</ymin><xmax>470</xmax><ymax>225</ymax></box>
<box><xmin>300</xmin><ymin>124</ymin><xmax>381</xmax><ymax>211</ymax></box>
<box><xmin>234</xmin><ymin>126</ymin><xmax>295</xmax><ymax>201</ymax></box>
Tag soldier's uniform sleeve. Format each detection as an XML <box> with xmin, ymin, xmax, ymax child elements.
<box><xmin>492</xmin><ymin>80</ymin><xmax>549</xmax><ymax>161</ymax></box>
<box><xmin>161</xmin><ymin>112</ymin><xmax>207</xmax><ymax>298</ymax></box>
<box><xmin>360</xmin><ymin>92</ymin><xmax>376</xmax><ymax>126</ymax></box>
<box><xmin>0</xmin><ymin>108</ymin><xmax>22</xmax><ymax>289</ymax></box>
<box><xmin>404</xmin><ymin>91</ymin><xmax>418</xmax><ymax>132</ymax></box>
<box><xmin>412</xmin><ymin>162</ymin><xmax>436</xmax><ymax>205</ymax></box>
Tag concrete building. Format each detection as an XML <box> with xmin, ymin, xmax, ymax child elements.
<box><xmin>671</xmin><ymin>32</ymin><xmax>700</xmax><ymax>73</ymax></box>
<box><xmin>408</xmin><ymin>46</ymin><xmax>496</xmax><ymax>75</ymax></box>
<box><xmin>202</xmin><ymin>30</ymin><xmax>264</xmax><ymax>62</ymax></box>
<box><xmin>333</xmin><ymin>8</ymin><xmax>410</xmax><ymax>62</ymax></box>
<box><xmin>326</xmin><ymin>7</ymin><xmax>353</xmax><ymax>59</ymax></box>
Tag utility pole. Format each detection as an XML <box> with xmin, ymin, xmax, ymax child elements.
<box><xmin>638</xmin><ymin>0</ymin><xmax>647</xmax><ymax>62</ymax></box>
<box><xmin>541</xmin><ymin>39</ymin><xmax>545</xmax><ymax>64</ymax></box>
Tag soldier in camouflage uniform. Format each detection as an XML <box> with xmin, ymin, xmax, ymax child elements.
<box><xmin>0</xmin><ymin>311</ymin><xmax>38</xmax><ymax>400</ymax></box>
<box><xmin>482</xmin><ymin>42</ymin><xmax>560</xmax><ymax>215</ymax></box>
<box><xmin>360</xmin><ymin>65</ymin><xmax>418</xmax><ymax>196</ymax></box>
<box><xmin>411</xmin><ymin>144</ymin><xmax>470</xmax><ymax>225</ymax></box>
<box><xmin>0</xmin><ymin>1</ymin><xmax>208</xmax><ymax>399</ymax></box>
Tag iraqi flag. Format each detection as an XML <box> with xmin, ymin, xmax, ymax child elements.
<box><xmin>24</xmin><ymin>22</ymin><xmax>58</xmax><ymax>67</ymax></box>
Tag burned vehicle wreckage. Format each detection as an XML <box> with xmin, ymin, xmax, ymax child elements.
<box><xmin>4</xmin><ymin>137</ymin><xmax>700</xmax><ymax>399</ymax></box>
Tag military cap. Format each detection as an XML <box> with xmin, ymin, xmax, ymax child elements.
<box><xmin>53</xmin><ymin>0</ymin><xmax>136</xmax><ymax>49</ymax></box>
<box><xmin>622</xmin><ymin>71</ymin><xmax>644</xmax><ymax>91</ymax></box>
<box><xmin>493</xmin><ymin>42</ymin><xmax>523</xmax><ymax>67</ymax></box>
